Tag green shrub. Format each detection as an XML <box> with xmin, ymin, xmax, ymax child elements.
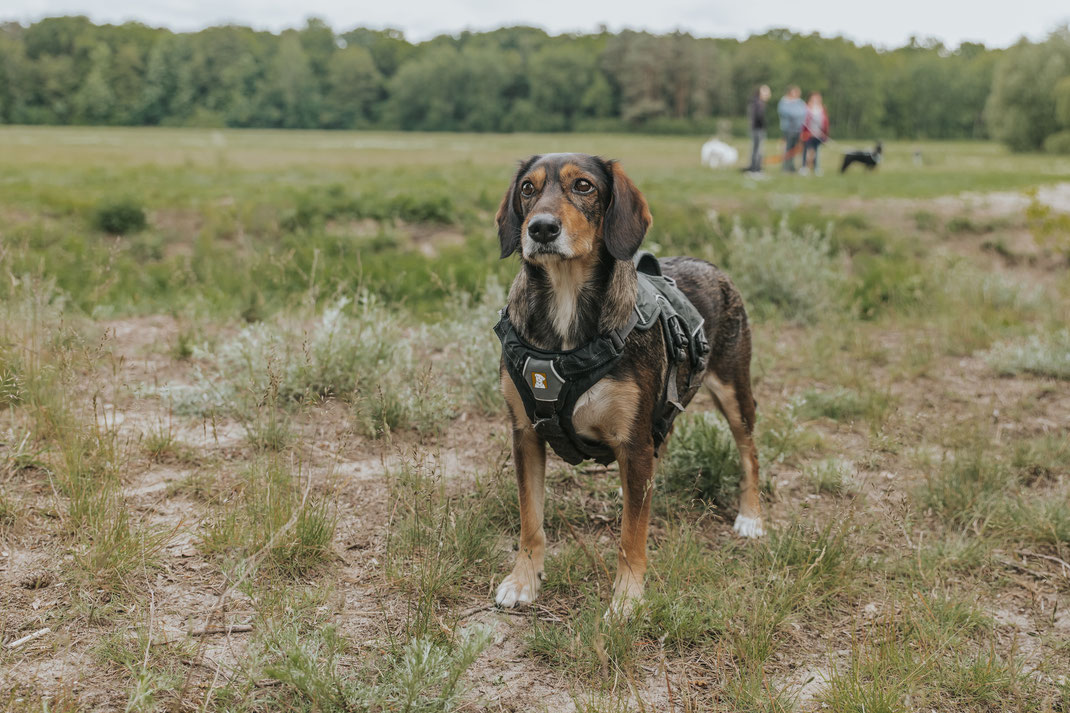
<box><xmin>913</xmin><ymin>210</ymin><xmax>940</xmax><ymax>231</ymax></box>
<box><xmin>917</xmin><ymin>450</ymin><xmax>1015</xmax><ymax>528</ymax></box>
<box><xmin>164</xmin><ymin>287</ymin><xmax>504</xmax><ymax>437</ymax></box>
<box><xmin>796</xmin><ymin>386</ymin><xmax>890</xmax><ymax>425</ymax></box>
<box><xmin>660</xmin><ymin>411</ymin><xmax>741</xmax><ymax>507</ymax></box>
<box><xmin>92</xmin><ymin>197</ymin><xmax>148</xmax><ymax>235</ymax></box>
<box><xmin>722</xmin><ymin>216</ymin><xmax>843</xmax><ymax>323</ymax></box>
<box><xmin>852</xmin><ymin>252</ymin><xmax>929</xmax><ymax>319</ymax></box>
<box><xmin>1042</xmin><ymin>129</ymin><xmax>1070</xmax><ymax>154</ymax></box>
<box><xmin>984</xmin><ymin>329</ymin><xmax>1070</xmax><ymax>379</ymax></box>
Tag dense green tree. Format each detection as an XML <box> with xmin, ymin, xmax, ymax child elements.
<box><xmin>0</xmin><ymin>15</ymin><xmax>1065</xmax><ymax>149</ymax></box>
<box><xmin>136</xmin><ymin>33</ymin><xmax>195</xmax><ymax>124</ymax></box>
<box><xmin>0</xmin><ymin>24</ymin><xmax>28</xmax><ymax>122</ymax></box>
<box><xmin>986</xmin><ymin>29</ymin><xmax>1070</xmax><ymax>151</ymax></box>
<box><xmin>322</xmin><ymin>45</ymin><xmax>382</xmax><ymax>128</ymax></box>
<box><xmin>254</xmin><ymin>33</ymin><xmax>321</xmax><ymax>128</ymax></box>
<box><xmin>72</xmin><ymin>43</ymin><xmax>116</xmax><ymax>123</ymax></box>
<box><xmin>341</xmin><ymin>28</ymin><xmax>415</xmax><ymax>77</ymax></box>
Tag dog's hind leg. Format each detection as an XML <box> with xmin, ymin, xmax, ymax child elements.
<box><xmin>706</xmin><ymin>372</ymin><xmax>764</xmax><ymax>538</ymax></box>
<box><xmin>496</xmin><ymin>376</ymin><xmax>548</xmax><ymax>608</ymax></box>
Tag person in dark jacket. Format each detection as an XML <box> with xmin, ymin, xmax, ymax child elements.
<box><xmin>745</xmin><ymin>85</ymin><xmax>771</xmax><ymax>173</ymax></box>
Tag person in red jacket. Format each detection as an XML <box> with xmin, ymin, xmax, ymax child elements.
<box><xmin>800</xmin><ymin>92</ymin><xmax>829</xmax><ymax>176</ymax></box>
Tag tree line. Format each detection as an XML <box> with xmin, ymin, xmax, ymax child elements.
<box><xmin>0</xmin><ymin>16</ymin><xmax>1067</xmax><ymax>149</ymax></box>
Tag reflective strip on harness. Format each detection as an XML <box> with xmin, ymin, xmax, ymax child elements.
<box><xmin>522</xmin><ymin>357</ymin><xmax>565</xmax><ymax>402</ymax></box>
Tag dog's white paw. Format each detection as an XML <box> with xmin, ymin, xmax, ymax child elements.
<box><xmin>605</xmin><ymin>572</ymin><xmax>643</xmax><ymax>620</ymax></box>
<box><xmin>605</xmin><ymin>591</ymin><xmax>641</xmax><ymax>621</ymax></box>
<box><xmin>495</xmin><ymin>569</ymin><xmax>540</xmax><ymax>608</ymax></box>
<box><xmin>732</xmin><ymin>513</ymin><xmax>765</xmax><ymax>538</ymax></box>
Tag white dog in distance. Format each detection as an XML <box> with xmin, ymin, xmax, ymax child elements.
<box><xmin>700</xmin><ymin>138</ymin><xmax>739</xmax><ymax>169</ymax></box>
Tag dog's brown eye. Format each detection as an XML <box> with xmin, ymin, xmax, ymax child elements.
<box><xmin>520</xmin><ymin>181</ymin><xmax>535</xmax><ymax>197</ymax></box>
<box><xmin>573</xmin><ymin>179</ymin><xmax>593</xmax><ymax>194</ymax></box>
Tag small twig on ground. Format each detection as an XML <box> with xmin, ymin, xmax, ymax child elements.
<box><xmin>5</xmin><ymin>628</ymin><xmax>51</xmax><ymax>649</ymax></box>
<box><xmin>997</xmin><ymin>557</ymin><xmax>1049</xmax><ymax>581</ymax></box>
<box><xmin>1017</xmin><ymin>550</ymin><xmax>1070</xmax><ymax>575</ymax></box>
<box><xmin>457</xmin><ymin>603</ymin><xmax>495</xmax><ymax>620</ymax></box>
<box><xmin>189</xmin><ymin>624</ymin><xmax>253</xmax><ymax>636</ymax></box>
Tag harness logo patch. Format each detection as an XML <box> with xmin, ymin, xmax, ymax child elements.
<box><xmin>531</xmin><ymin>372</ymin><xmax>548</xmax><ymax>390</ymax></box>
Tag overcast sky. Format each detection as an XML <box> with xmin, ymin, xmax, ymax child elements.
<box><xmin>6</xmin><ymin>0</ymin><xmax>1068</xmax><ymax>49</ymax></box>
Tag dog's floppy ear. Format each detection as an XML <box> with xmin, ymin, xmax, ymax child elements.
<box><xmin>602</xmin><ymin>160</ymin><xmax>652</xmax><ymax>261</ymax></box>
<box><xmin>496</xmin><ymin>157</ymin><xmax>536</xmax><ymax>259</ymax></box>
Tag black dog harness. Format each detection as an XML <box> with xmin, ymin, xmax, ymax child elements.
<box><xmin>494</xmin><ymin>253</ymin><xmax>710</xmax><ymax>466</ymax></box>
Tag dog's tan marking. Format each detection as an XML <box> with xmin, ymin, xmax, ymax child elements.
<box><xmin>544</xmin><ymin>257</ymin><xmax>594</xmax><ymax>349</ymax></box>
<box><xmin>705</xmin><ymin>373</ymin><xmax>764</xmax><ymax>537</ymax></box>
<box><xmin>572</xmin><ymin>378</ymin><xmax>641</xmax><ymax>448</ymax></box>
<box><xmin>525</xmin><ymin>166</ymin><xmax>546</xmax><ymax>190</ymax></box>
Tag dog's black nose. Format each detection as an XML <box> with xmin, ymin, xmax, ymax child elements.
<box><xmin>527</xmin><ymin>214</ymin><xmax>561</xmax><ymax>243</ymax></box>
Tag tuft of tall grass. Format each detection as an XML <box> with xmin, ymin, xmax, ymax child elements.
<box><xmin>385</xmin><ymin>455</ymin><xmax>505</xmax><ymax>638</ymax></box>
<box><xmin>819</xmin><ymin>594</ymin><xmax>1037</xmax><ymax>712</ymax></box>
<box><xmin>807</xmin><ymin>457</ymin><xmax>857</xmax><ymax>496</ymax></box>
<box><xmin>0</xmin><ymin>347</ymin><xmax>23</xmax><ymax>408</ymax></box>
<box><xmin>246</xmin><ymin>615</ymin><xmax>492</xmax><ymax>712</ymax></box>
<box><xmin>758</xmin><ymin>398</ymin><xmax>824</xmax><ymax>466</ymax></box>
<box><xmin>796</xmin><ymin>386</ymin><xmax>892</xmax><ymax>426</ymax></box>
<box><xmin>660</xmin><ymin>411</ymin><xmax>741</xmax><ymax>508</ymax></box>
<box><xmin>985</xmin><ymin>329</ymin><xmax>1070</xmax><ymax>380</ymax></box>
<box><xmin>165</xmin><ymin>286</ymin><xmax>505</xmax><ymax>439</ymax></box>
<box><xmin>199</xmin><ymin>457</ymin><xmax>336</xmax><ymax>579</ymax></box>
<box><xmin>916</xmin><ymin>449</ymin><xmax>1016</xmax><ymax>530</ymax></box>
<box><xmin>0</xmin><ymin>487</ymin><xmax>18</xmax><ymax>530</ymax></box>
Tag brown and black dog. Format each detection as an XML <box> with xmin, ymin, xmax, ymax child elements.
<box><xmin>494</xmin><ymin>153</ymin><xmax>762</xmax><ymax>615</ymax></box>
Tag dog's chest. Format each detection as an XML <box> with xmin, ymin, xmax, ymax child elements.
<box><xmin>571</xmin><ymin>378</ymin><xmax>639</xmax><ymax>448</ymax></box>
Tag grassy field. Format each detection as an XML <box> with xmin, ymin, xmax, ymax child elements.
<box><xmin>1</xmin><ymin>127</ymin><xmax>1068</xmax><ymax>712</ymax></box>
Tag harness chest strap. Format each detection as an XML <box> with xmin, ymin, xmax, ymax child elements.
<box><xmin>494</xmin><ymin>308</ymin><xmax>639</xmax><ymax>466</ymax></box>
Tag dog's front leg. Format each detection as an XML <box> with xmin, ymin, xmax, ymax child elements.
<box><xmin>495</xmin><ymin>422</ymin><xmax>547</xmax><ymax>608</ymax></box>
<box><xmin>609</xmin><ymin>440</ymin><xmax>655</xmax><ymax>617</ymax></box>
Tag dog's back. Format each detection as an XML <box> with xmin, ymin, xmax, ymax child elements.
<box><xmin>661</xmin><ymin>257</ymin><xmax>753</xmax><ymax>409</ymax></box>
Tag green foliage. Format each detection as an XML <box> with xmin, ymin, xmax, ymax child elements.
<box><xmin>807</xmin><ymin>457</ymin><xmax>856</xmax><ymax>495</ymax></box>
<box><xmin>1043</xmin><ymin>129</ymin><xmax>1070</xmax><ymax>153</ymax></box>
<box><xmin>796</xmin><ymin>386</ymin><xmax>890</xmax><ymax>425</ymax></box>
<box><xmin>1025</xmin><ymin>188</ymin><xmax>1070</xmax><ymax>258</ymax></box>
<box><xmin>985</xmin><ymin>329</ymin><xmax>1070</xmax><ymax>379</ymax></box>
<box><xmin>852</xmin><ymin>251</ymin><xmax>929</xmax><ymax>319</ymax></box>
<box><xmin>0</xmin><ymin>16</ymin><xmax>1049</xmax><ymax>139</ymax></box>
<box><xmin>199</xmin><ymin>458</ymin><xmax>336</xmax><ymax>578</ymax></box>
<box><xmin>916</xmin><ymin>450</ymin><xmax>1016</xmax><ymax>528</ymax></box>
<box><xmin>0</xmin><ymin>348</ymin><xmax>23</xmax><ymax>408</ymax></box>
<box><xmin>660</xmin><ymin>411</ymin><xmax>741</xmax><ymax>508</ymax></box>
<box><xmin>92</xmin><ymin>196</ymin><xmax>147</xmax><ymax>234</ymax></box>
<box><xmin>986</xmin><ymin>29</ymin><xmax>1070</xmax><ymax>151</ymax></box>
<box><xmin>385</xmin><ymin>456</ymin><xmax>505</xmax><ymax>639</ymax></box>
<box><xmin>721</xmin><ymin>216</ymin><xmax>844</xmax><ymax>322</ymax></box>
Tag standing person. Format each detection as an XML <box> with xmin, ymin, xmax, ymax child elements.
<box><xmin>800</xmin><ymin>92</ymin><xmax>829</xmax><ymax>176</ymax></box>
<box><xmin>745</xmin><ymin>84</ymin><xmax>771</xmax><ymax>173</ymax></box>
<box><xmin>777</xmin><ymin>86</ymin><xmax>807</xmax><ymax>172</ymax></box>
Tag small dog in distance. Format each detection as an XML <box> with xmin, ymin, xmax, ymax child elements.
<box><xmin>840</xmin><ymin>141</ymin><xmax>883</xmax><ymax>173</ymax></box>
